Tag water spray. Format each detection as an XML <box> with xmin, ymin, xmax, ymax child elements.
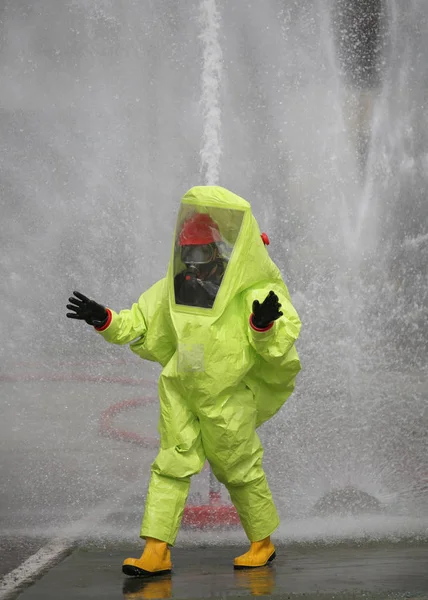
<box><xmin>199</xmin><ymin>0</ymin><xmax>223</xmax><ymax>185</ymax></box>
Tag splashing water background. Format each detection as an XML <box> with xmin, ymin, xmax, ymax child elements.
<box><xmin>0</xmin><ymin>0</ymin><xmax>427</xmax><ymax>545</ymax></box>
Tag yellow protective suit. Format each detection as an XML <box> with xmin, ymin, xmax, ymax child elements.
<box><xmin>97</xmin><ymin>186</ymin><xmax>301</xmax><ymax>545</ymax></box>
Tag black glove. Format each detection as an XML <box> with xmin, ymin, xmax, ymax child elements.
<box><xmin>252</xmin><ymin>290</ymin><xmax>283</xmax><ymax>329</ymax></box>
<box><xmin>66</xmin><ymin>291</ymin><xmax>108</xmax><ymax>327</ymax></box>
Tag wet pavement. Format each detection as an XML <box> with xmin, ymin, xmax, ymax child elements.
<box><xmin>10</xmin><ymin>541</ymin><xmax>428</xmax><ymax>599</ymax></box>
<box><xmin>0</xmin><ymin>538</ymin><xmax>48</xmax><ymax>580</ymax></box>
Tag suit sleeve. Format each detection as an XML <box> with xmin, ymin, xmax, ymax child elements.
<box><xmin>95</xmin><ymin>296</ymin><xmax>147</xmax><ymax>346</ymax></box>
<box><xmin>245</xmin><ymin>286</ymin><xmax>301</xmax><ymax>363</ymax></box>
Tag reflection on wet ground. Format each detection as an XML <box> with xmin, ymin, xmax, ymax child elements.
<box><xmin>15</xmin><ymin>541</ymin><xmax>428</xmax><ymax>600</ymax></box>
<box><xmin>123</xmin><ymin>567</ymin><xmax>282</xmax><ymax>598</ymax></box>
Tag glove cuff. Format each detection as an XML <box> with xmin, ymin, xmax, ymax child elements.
<box><xmin>94</xmin><ymin>308</ymin><xmax>112</xmax><ymax>331</ymax></box>
<box><xmin>250</xmin><ymin>314</ymin><xmax>274</xmax><ymax>332</ymax></box>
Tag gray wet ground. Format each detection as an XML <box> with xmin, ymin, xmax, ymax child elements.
<box><xmin>11</xmin><ymin>541</ymin><xmax>428</xmax><ymax>600</ymax></box>
<box><xmin>0</xmin><ymin>538</ymin><xmax>48</xmax><ymax>580</ymax></box>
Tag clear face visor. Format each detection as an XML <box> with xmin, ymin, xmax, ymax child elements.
<box><xmin>172</xmin><ymin>206</ymin><xmax>244</xmax><ymax>309</ymax></box>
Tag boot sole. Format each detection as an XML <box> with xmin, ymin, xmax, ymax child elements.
<box><xmin>233</xmin><ymin>550</ymin><xmax>276</xmax><ymax>570</ymax></box>
<box><xmin>122</xmin><ymin>564</ymin><xmax>172</xmax><ymax>578</ymax></box>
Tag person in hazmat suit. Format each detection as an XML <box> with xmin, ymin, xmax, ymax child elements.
<box><xmin>66</xmin><ymin>185</ymin><xmax>301</xmax><ymax>577</ymax></box>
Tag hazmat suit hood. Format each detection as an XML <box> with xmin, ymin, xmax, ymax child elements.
<box><xmin>168</xmin><ymin>185</ymin><xmax>288</xmax><ymax>318</ymax></box>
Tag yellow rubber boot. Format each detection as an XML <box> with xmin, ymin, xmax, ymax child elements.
<box><xmin>122</xmin><ymin>538</ymin><xmax>172</xmax><ymax>578</ymax></box>
<box><xmin>233</xmin><ymin>536</ymin><xmax>276</xmax><ymax>569</ymax></box>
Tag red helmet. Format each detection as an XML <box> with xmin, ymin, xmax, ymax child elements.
<box><xmin>179</xmin><ymin>213</ymin><xmax>222</xmax><ymax>246</ymax></box>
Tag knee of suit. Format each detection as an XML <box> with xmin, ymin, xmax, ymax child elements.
<box><xmin>151</xmin><ymin>444</ymin><xmax>206</xmax><ymax>480</ymax></box>
<box><xmin>210</xmin><ymin>454</ymin><xmax>265</xmax><ymax>488</ymax></box>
